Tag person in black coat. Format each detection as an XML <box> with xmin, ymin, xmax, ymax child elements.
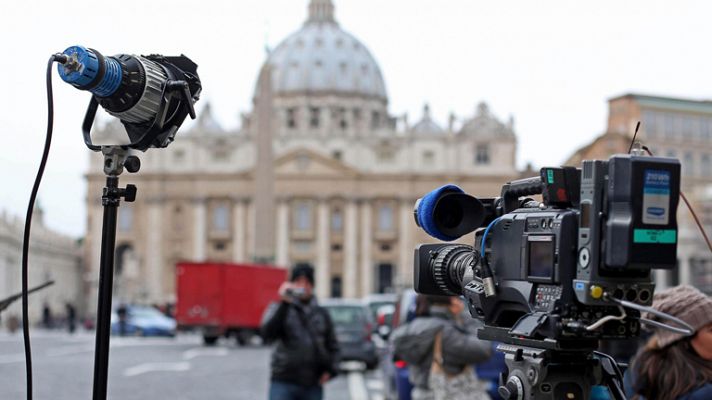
<box><xmin>261</xmin><ymin>265</ymin><xmax>339</xmax><ymax>400</ymax></box>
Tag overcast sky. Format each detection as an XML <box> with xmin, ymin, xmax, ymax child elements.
<box><xmin>1</xmin><ymin>0</ymin><xmax>710</xmax><ymax>238</ymax></box>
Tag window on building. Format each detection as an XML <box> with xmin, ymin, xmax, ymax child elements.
<box><xmin>332</xmin><ymin>150</ymin><xmax>343</xmax><ymax>161</ymax></box>
<box><xmin>212</xmin><ymin>204</ymin><xmax>229</xmax><ymax>232</ymax></box>
<box><xmin>643</xmin><ymin>110</ymin><xmax>656</xmax><ymax>137</ymax></box>
<box><xmin>378</xmin><ymin>204</ymin><xmax>394</xmax><ymax>231</ymax></box>
<box><xmin>294</xmin><ymin>202</ymin><xmax>313</xmax><ymax>231</ymax></box>
<box><xmin>684</xmin><ymin>152</ymin><xmax>694</xmax><ymax>176</ymax></box>
<box><xmin>664</xmin><ymin>114</ymin><xmax>675</xmax><ymax>138</ymax></box>
<box><xmin>214</xmin><ymin>241</ymin><xmax>226</xmax><ymax>251</ymax></box>
<box><xmin>475</xmin><ymin>144</ymin><xmax>490</xmax><ymax>165</ymax></box>
<box><xmin>119</xmin><ymin>206</ymin><xmax>133</xmax><ymax>232</ymax></box>
<box><xmin>331</xmin><ymin>276</ymin><xmax>343</xmax><ymax>298</ymax></box>
<box><xmin>287</xmin><ymin>108</ymin><xmax>297</xmax><ymax>129</ymax></box>
<box><xmin>704</xmin><ymin>117</ymin><xmax>712</xmax><ymax>140</ymax></box>
<box><xmin>377</xmin><ymin>149</ymin><xmax>395</xmax><ymax>163</ymax></box>
<box><xmin>174</xmin><ymin>149</ymin><xmax>185</xmax><ymax>162</ymax></box>
<box><xmin>371</xmin><ymin>111</ymin><xmax>380</xmax><ymax>129</ymax></box>
<box><xmin>310</xmin><ymin>107</ymin><xmax>320</xmax><ymax>128</ymax></box>
<box><xmin>331</xmin><ymin>209</ymin><xmax>343</xmax><ymax>231</ymax></box>
<box><xmin>423</xmin><ymin>150</ymin><xmax>435</xmax><ymax>165</ymax></box>
<box><xmin>683</xmin><ymin>116</ymin><xmax>695</xmax><ymax>138</ymax></box>
<box><xmin>353</xmin><ymin>108</ymin><xmax>361</xmax><ymax>123</ymax></box>
<box><xmin>702</xmin><ymin>154</ymin><xmax>711</xmax><ymax>177</ymax></box>
<box><xmin>377</xmin><ymin>263</ymin><xmax>393</xmax><ymax>294</ymax></box>
<box><xmin>338</xmin><ymin>107</ymin><xmax>347</xmax><ymax>130</ymax></box>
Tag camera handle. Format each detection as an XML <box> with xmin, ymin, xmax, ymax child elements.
<box><xmin>501</xmin><ymin>176</ymin><xmax>544</xmax><ymax>214</ymax></box>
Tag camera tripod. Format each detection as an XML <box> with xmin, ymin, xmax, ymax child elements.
<box><xmin>479</xmin><ymin>327</ymin><xmax>627</xmax><ymax>400</ymax></box>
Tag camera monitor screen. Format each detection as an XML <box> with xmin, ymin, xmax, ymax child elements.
<box><xmin>528</xmin><ymin>236</ymin><xmax>555</xmax><ymax>281</ymax></box>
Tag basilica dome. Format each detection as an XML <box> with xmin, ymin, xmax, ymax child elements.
<box><xmin>259</xmin><ymin>0</ymin><xmax>387</xmax><ymax>101</ymax></box>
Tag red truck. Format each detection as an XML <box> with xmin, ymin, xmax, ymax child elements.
<box><xmin>175</xmin><ymin>262</ymin><xmax>287</xmax><ymax>345</ymax></box>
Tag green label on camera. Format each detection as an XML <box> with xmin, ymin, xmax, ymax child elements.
<box><xmin>547</xmin><ymin>169</ymin><xmax>554</xmax><ymax>184</ymax></box>
<box><xmin>633</xmin><ymin>229</ymin><xmax>676</xmax><ymax>244</ymax></box>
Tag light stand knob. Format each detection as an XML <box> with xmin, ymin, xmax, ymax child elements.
<box><xmin>124</xmin><ymin>156</ymin><xmax>141</xmax><ymax>173</ymax></box>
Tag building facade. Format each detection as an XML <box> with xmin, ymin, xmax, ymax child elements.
<box><xmin>566</xmin><ymin>93</ymin><xmax>712</xmax><ymax>293</ymax></box>
<box><xmin>84</xmin><ymin>0</ymin><xmax>519</xmax><ymax>306</ymax></box>
<box><xmin>0</xmin><ymin>207</ymin><xmax>83</xmax><ymax>324</ymax></box>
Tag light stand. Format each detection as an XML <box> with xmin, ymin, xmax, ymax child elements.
<box><xmin>92</xmin><ymin>146</ymin><xmax>140</xmax><ymax>400</ymax></box>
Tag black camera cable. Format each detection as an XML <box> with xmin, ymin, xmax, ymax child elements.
<box><xmin>21</xmin><ymin>53</ymin><xmax>68</xmax><ymax>400</ymax></box>
<box><xmin>479</xmin><ymin>217</ymin><xmax>501</xmax><ymax>297</ymax></box>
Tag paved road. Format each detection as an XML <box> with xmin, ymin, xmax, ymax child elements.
<box><xmin>0</xmin><ymin>331</ymin><xmax>386</xmax><ymax>400</ymax></box>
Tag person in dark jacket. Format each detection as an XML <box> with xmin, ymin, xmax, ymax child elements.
<box><xmin>261</xmin><ymin>265</ymin><xmax>339</xmax><ymax>400</ymax></box>
<box><xmin>391</xmin><ymin>295</ymin><xmax>491</xmax><ymax>400</ymax></box>
<box><xmin>624</xmin><ymin>285</ymin><xmax>712</xmax><ymax>400</ymax></box>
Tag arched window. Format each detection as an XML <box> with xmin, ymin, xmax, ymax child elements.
<box><xmin>310</xmin><ymin>107</ymin><xmax>320</xmax><ymax>128</ymax></box>
<box><xmin>293</xmin><ymin>202</ymin><xmax>313</xmax><ymax>231</ymax></box>
<box><xmin>212</xmin><ymin>204</ymin><xmax>229</xmax><ymax>232</ymax></box>
<box><xmin>378</xmin><ymin>204</ymin><xmax>394</xmax><ymax>231</ymax></box>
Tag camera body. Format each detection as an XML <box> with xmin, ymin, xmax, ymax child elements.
<box><xmin>414</xmin><ymin>154</ymin><xmax>681</xmax><ymax>343</ymax></box>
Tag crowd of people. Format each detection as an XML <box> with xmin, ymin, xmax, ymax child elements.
<box><xmin>260</xmin><ymin>262</ymin><xmax>712</xmax><ymax>400</ymax></box>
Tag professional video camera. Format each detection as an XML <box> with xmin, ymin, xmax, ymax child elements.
<box><xmin>413</xmin><ymin>153</ymin><xmax>690</xmax><ymax>399</ymax></box>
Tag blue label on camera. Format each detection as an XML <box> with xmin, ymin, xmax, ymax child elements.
<box><xmin>642</xmin><ymin>170</ymin><xmax>670</xmax><ymax>225</ymax></box>
<box><xmin>575</xmin><ymin>282</ymin><xmax>585</xmax><ymax>291</ymax></box>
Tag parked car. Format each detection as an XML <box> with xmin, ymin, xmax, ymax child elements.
<box><xmin>111</xmin><ymin>305</ymin><xmax>176</xmax><ymax>337</ymax></box>
<box><xmin>321</xmin><ymin>298</ymin><xmax>379</xmax><ymax>370</ymax></box>
<box><xmin>380</xmin><ymin>289</ymin><xmax>506</xmax><ymax>400</ymax></box>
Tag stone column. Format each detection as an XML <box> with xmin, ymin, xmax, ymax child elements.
<box><xmin>146</xmin><ymin>200</ymin><xmax>164</xmax><ymax>302</ymax></box>
<box><xmin>316</xmin><ymin>200</ymin><xmax>330</xmax><ymax>298</ymax></box>
<box><xmin>247</xmin><ymin>201</ymin><xmax>256</xmax><ymax>262</ymax></box>
<box><xmin>343</xmin><ymin>200</ymin><xmax>358</xmax><ymax>298</ymax></box>
<box><xmin>360</xmin><ymin>200</ymin><xmax>373</xmax><ymax>296</ymax></box>
<box><xmin>193</xmin><ymin>198</ymin><xmax>206</xmax><ymax>261</ymax></box>
<box><xmin>398</xmin><ymin>198</ymin><xmax>413</xmax><ymax>289</ymax></box>
<box><xmin>232</xmin><ymin>199</ymin><xmax>247</xmax><ymax>262</ymax></box>
<box><xmin>276</xmin><ymin>199</ymin><xmax>290</xmax><ymax>267</ymax></box>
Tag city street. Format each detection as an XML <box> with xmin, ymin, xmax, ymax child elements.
<box><xmin>0</xmin><ymin>331</ymin><xmax>386</xmax><ymax>400</ymax></box>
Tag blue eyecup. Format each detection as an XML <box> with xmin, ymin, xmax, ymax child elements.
<box><xmin>416</xmin><ymin>184</ymin><xmax>464</xmax><ymax>241</ymax></box>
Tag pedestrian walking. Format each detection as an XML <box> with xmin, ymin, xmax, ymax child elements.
<box><xmin>42</xmin><ymin>302</ymin><xmax>53</xmax><ymax>329</ymax></box>
<box><xmin>391</xmin><ymin>295</ymin><xmax>491</xmax><ymax>400</ymax></box>
<box><xmin>624</xmin><ymin>285</ymin><xmax>712</xmax><ymax>400</ymax></box>
<box><xmin>65</xmin><ymin>302</ymin><xmax>77</xmax><ymax>334</ymax></box>
<box><xmin>261</xmin><ymin>265</ymin><xmax>339</xmax><ymax>400</ymax></box>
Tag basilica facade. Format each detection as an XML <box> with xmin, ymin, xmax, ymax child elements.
<box><xmin>84</xmin><ymin>0</ymin><xmax>519</xmax><ymax>306</ymax></box>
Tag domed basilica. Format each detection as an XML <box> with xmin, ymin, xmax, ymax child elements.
<box><xmin>85</xmin><ymin>0</ymin><xmax>519</xmax><ymax>305</ymax></box>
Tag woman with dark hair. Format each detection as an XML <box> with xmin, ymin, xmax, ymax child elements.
<box><xmin>625</xmin><ymin>285</ymin><xmax>712</xmax><ymax>400</ymax></box>
<box><xmin>391</xmin><ymin>295</ymin><xmax>491</xmax><ymax>400</ymax></box>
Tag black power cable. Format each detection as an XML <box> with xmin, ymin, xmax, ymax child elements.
<box><xmin>22</xmin><ymin>53</ymin><xmax>66</xmax><ymax>400</ymax></box>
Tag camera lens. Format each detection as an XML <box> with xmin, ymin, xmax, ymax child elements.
<box><xmin>430</xmin><ymin>244</ymin><xmax>474</xmax><ymax>295</ymax></box>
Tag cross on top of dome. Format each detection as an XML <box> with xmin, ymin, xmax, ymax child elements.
<box><xmin>307</xmin><ymin>0</ymin><xmax>336</xmax><ymax>24</ymax></box>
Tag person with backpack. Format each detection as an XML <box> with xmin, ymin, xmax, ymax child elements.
<box><xmin>391</xmin><ymin>295</ymin><xmax>491</xmax><ymax>400</ymax></box>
